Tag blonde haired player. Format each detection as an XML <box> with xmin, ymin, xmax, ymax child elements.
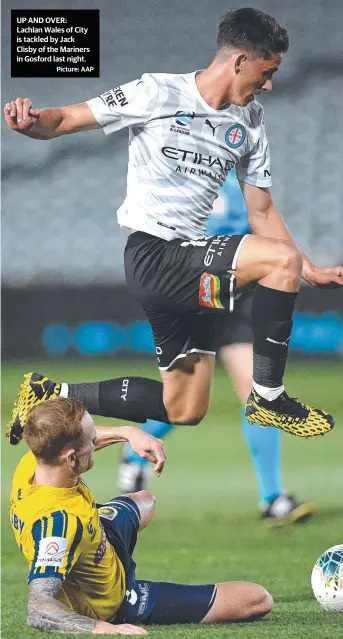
<box><xmin>11</xmin><ymin>397</ymin><xmax>272</xmax><ymax>634</ymax></box>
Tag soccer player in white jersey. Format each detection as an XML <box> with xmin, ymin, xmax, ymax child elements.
<box><xmin>118</xmin><ymin>173</ymin><xmax>316</xmax><ymax>525</ymax></box>
<box><xmin>5</xmin><ymin>8</ymin><xmax>343</xmax><ymax>446</ymax></box>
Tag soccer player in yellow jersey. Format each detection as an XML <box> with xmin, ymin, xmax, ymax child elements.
<box><xmin>10</xmin><ymin>397</ymin><xmax>273</xmax><ymax>634</ymax></box>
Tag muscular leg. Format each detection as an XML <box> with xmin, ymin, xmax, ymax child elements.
<box><xmin>234</xmin><ymin>235</ymin><xmax>301</xmax><ymax>292</ymax></box>
<box><xmin>65</xmin><ymin>237</ymin><xmax>301</xmax><ymax>420</ymax></box>
<box><xmin>62</xmin><ymin>225</ymin><xmax>294</xmax><ymax>421</ymax></box>
<box><xmin>64</xmin><ymin>351</ymin><xmax>215</xmax><ymax>427</ymax></box>
<box><xmin>141</xmin><ymin>579</ymin><xmax>272</xmax><ymax>625</ymax></box>
<box><xmin>118</xmin><ymin>354</ymin><xmax>214</xmax><ymax>492</ymax></box>
<box><xmin>160</xmin><ymin>354</ymin><xmax>215</xmax><ymax>424</ymax></box>
<box><xmin>202</xmin><ymin>582</ymin><xmax>273</xmax><ymax>623</ymax></box>
<box><xmin>110</xmin><ymin>235</ymin><xmax>300</xmax><ymax>428</ymax></box>
<box><xmin>9</xmin><ymin>234</ymin><xmax>331</xmax><ymax>445</ymax></box>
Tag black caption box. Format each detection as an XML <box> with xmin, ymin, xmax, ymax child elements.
<box><xmin>11</xmin><ymin>9</ymin><xmax>99</xmax><ymax>78</ymax></box>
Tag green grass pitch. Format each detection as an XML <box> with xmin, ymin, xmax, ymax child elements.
<box><xmin>1</xmin><ymin>359</ymin><xmax>342</xmax><ymax>638</ymax></box>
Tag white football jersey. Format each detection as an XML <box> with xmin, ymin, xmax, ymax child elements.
<box><xmin>87</xmin><ymin>71</ymin><xmax>272</xmax><ymax>241</ymax></box>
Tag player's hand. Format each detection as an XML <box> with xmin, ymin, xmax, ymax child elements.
<box><xmin>92</xmin><ymin>621</ymin><xmax>148</xmax><ymax>634</ymax></box>
<box><xmin>4</xmin><ymin>98</ymin><xmax>40</xmax><ymax>131</ymax></box>
<box><xmin>304</xmin><ymin>265</ymin><xmax>343</xmax><ymax>289</ymax></box>
<box><xmin>125</xmin><ymin>426</ymin><xmax>166</xmax><ymax>477</ymax></box>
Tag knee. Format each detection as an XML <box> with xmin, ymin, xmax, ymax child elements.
<box><xmin>127</xmin><ymin>490</ymin><xmax>156</xmax><ymax>516</ymax></box>
<box><xmin>249</xmin><ymin>586</ymin><xmax>274</xmax><ymax>619</ymax></box>
<box><xmin>168</xmin><ymin>408</ymin><xmax>207</xmax><ymax>426</ymax></box>
<box><xmin>164</xmin><ymin>393</ymin><xmax>209</xmax><ymax>426</ymax></box>
<box><xmin>129</xmin><ymin>490</ymin><xmax>156</xmax><ymax>530</ymax></box>
<box><xmin>135</xmin><ymin>490</ymin><xmax>156</xmax><ymax>509</ymax></box>
<box><xmin>202</xmin><ymin>581</ymin><xmax>273</xmax><ymax>624</ymax></box>
<box><xmin>276</xmin><ymin>242</ymin><xmax>302</xmax><ymax>275</ymax></box>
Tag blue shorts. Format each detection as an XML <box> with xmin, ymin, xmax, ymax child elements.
<box><xmin>98</xmin><ymin>496</ymin><xmax>216</xmax><ymax>625</ymax></box>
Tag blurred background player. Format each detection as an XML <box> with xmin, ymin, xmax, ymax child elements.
<box><xmin>119</xmin><ymin>171</ymin><xmax>316</xmax><ymax>525</ymax></box>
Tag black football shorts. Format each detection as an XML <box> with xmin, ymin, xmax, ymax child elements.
<box><xmin>100</xmin><ymin>496</ymin><xmax>216</xmax><ymax>626</ymax></box>
<box><xmin>124</xmin><ymin>231</ymin><xmax>248</xmax><ymax>370</ymax></box>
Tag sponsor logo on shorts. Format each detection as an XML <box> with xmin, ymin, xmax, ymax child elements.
<box><xmin>98</xmin><ymin>506</ymin><xmax>118</xmax><ymax>521</ymax></box>
<box><xmin>199</xmin><ymin>273</ymin><xmax>224</xmax><ymax>309</ymax></box>
<box><xmin>36</xmin><ymin>536</ymin><xmax>68</xmax><ymax>567</ymax></box>
<box><xmin>100</xmin><ymin>87</ymin><xmax>128</xmax><ymax>110</ymax></box>
<box><xmin>137</xmin><ymin>582</ymin><xmax>150</xmax><ymax>616</ymax></box>
<box><xmin>225</xmin><ymin>124</ymin><xmax>246</xmax><ymax>148</ymax></box>
<box><xmin>126</xmin><ymin>589</ymin><xmax>138</xmax><ymax>606</ymax></box>
<box><xmin>204</xmin><ymin>235</ymin><xmax>231</xmax><ymax>267</ymax></box>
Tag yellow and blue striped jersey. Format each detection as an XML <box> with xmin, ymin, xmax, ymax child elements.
<box><xmin>10</xmin><ymin>451</ymin><xmax>126</xmax><ymax>621</ymax></box>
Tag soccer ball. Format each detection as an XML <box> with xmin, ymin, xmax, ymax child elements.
<box><xmin>311</xmin><ymin>544</ymin><xmax>343</xmax><ymax>611</ymax></box>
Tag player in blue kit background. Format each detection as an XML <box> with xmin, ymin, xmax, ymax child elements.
<box><xmin>119</xmin><ymin>170</ymin><xmax>316</xmax><ymax>525</ymax></box>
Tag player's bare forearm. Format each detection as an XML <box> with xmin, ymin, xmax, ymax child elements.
<box><xmin>95</xmin><ymin>425</ymin><xmax>133</xmax><ymax>450</ymax></box>
<box><xmin>95</xmin><ymin>426</ymin><xmax>166</xmax><ymax>476</ymax></box>
<box><xmin>21</xmin><ymin>108</ymin><xmax>66</xmax><ymax>140</ymax></box>
<box><xmin>249</xmin><ymin>205</ymin><xmax>295</xmax><ymax>244</ymax></box>
<box><xmin>28</xmin><ymin>578</ymin><xmax>148</xmax><ymax>635</ymax></box>
<box><xmin>250</xmin><ymin>206</ymin><xmax>302</xmax><ymax>264</ymax></box>
<box><xmin>240</xmin><ymin>182</ymin><xmax>296</xmax><ymax>244</ymax></box>
<box><xmin>28</xmin><ymin>577</ymin><xmax>97</xmax><ymax>633</ymax></box>
<box><xmin>4</xmin><ymin>98</ymin><xmax>99</xmax><ymax>139</ymax></box>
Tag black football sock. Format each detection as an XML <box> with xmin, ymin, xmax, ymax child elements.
<box><xmin>251</xmin><ymin>284</ymin><xmax>297</xmax><ymax>389</ymax></box>
<box><xmin>67</xmin><ymin>377</ymin><xmax>170</xmax><ymax>423</ymax></box>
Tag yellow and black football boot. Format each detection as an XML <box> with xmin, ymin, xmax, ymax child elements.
<box><xmin>245</xmin><ymin>388</ymin><xmax>334</xmax><ymax>437</ymax></box>
<box><xmin>7</xmin><ymin>372</ymin><xmax>61</xmax><ymax>445</ymax></box>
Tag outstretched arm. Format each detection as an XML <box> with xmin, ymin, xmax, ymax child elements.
<box><xmin>240</xmin><ymin>182</ymin><xmax>343</xmax><ymax>288</ymax></box>
<box><xmin>4</xmin><ymin>97</ymin><xmax>99</xmax><ymax>139</ymax></box>
<box><xmin>4</xmin><ymin>76</ymin><xmax>159</xmax><ymax>141</ymax></box>
<box><xmin>28</xmin><ymin>577</ymin><xmax>147</xmax><ymax>634</ymax></box>
<box><xmin>94</xmin><ymin>425</ymin><xmax>166</xmax><ymax>477</ymax></box>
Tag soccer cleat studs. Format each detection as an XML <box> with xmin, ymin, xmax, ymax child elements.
<box><xmin>245</xmin><ymin>389</ymin><xmax>334</xmax><ymax>438</ymax></box>
<box><xmin>7</xmin><ymin>372</ymin><xmax>61</xmax><ymax>444</ymax></box>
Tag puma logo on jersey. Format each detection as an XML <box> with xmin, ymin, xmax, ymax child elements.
<box><xmin>205</xmin><ymin>119</ymin><xmax>220</xmax><ymax>136</ymax></box>
<box><xmin>266</xmin><ymin>336</ymin><xmax>291</xmax><ymax>347</ymax></box>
